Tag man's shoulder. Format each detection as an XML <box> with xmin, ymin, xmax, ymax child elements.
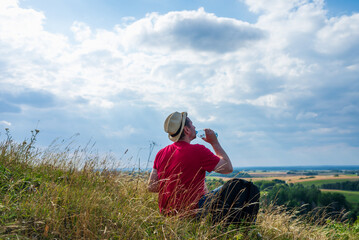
<box><xmin>188</xmin><ymin>143</ymin><xmax>210</xmax><ymax>152</ymax></box>
<box><xmin>190</xmin><ymin>143</ymin><xmax>205</xmax><ymax>148</ymax></box>
<box><xmin>157</xmin><ymin>143</ymin><xmax>176</xmax><ymax>154</ymax></box>
<box><xmin>154</xmin><ymin>144</ymin><xmax>175</xmax><ymax>164</ymax></box>
<box><xmin>158</xmin><ymin>142</ymin><xmax>209</xmax><ymax>152</ymax></box>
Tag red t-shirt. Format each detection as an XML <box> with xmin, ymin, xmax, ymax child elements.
<box><xmin>153</xmin><ymin>141</ymin><xmax>220</xmax><ymax>215</ymax></box>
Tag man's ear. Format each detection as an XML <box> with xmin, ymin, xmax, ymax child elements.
<box><xmin>183</xmin><ymin>126</ymin><xmax>190</xmax><ymax>135</ymax></box>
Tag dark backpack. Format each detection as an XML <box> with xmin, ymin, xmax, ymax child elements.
<box><xmin>210</xmin><ymin>178</ymin><xmax>260</xmax><ymax>226</ymax></box>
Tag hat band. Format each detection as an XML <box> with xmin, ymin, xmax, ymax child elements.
<box><xmin>170</xmin><ymin>121</ymin><xmax>183</xmax><ymax>138</ymax></box>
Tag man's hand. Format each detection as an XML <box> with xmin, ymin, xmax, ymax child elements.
<box><xmin>202</xmin><ymin>128</ymin><xmax>218</xmax><ymax>145</ymax></box>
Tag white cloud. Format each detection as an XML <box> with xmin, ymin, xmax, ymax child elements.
<box><xmin>71</xmin><ymin>21</ymin><xmax>92</xmax><ymax>42</ymax></box>
<box><xmin>0</xmin><ymin>0</ymin><xmax>68</xmax><ymax>59</ymax></box>
<box><xmin>296</xmin><ymin>112</ymin><xmax>318</xmax><ymax>120</ymax></box>
<box><xmin>0</xmin><ymin>0</ymin><xmax>342</xmax><ymax>112</ymax></box>
<box><xmin>309</xmin><ymin>127</ymin><xmax>333</xmax><ymax>134</ymax></box>
<box><xmin>0</xmin><ymin>0</ymin><xmax>17</xmax><ymax>8</ymax></box>
<box><xmin>309</xmin><ymin>127</ymin><xmax>352</xmax><ymax>135</ymax></box>
<box><xmin>235</xmin><ymin>130</ymin><xmax>266</xmax><ymax>138</ymax></box>
<box><xmin>103</xmin><ymin>125</ymin><xmax>138</xmax><ymax>138</ymax></box>
<box><xmin>0</xmin><ymin>1</ymin><xmax>356</xmax><ymax>111</ymax></box>
<box><xmin>0</xmin><ymin>0</ymin><xmax>358</xmax><ymax>165</ymax></box>
<box><xmin>315</xmin><ymin>14</ymin><xmax>359</xmax><ymax>55</ymax></box>
<box><xmin>194</xmin><ymin>114</ymin><xmax>217</xmax><ymax>123</ymax></box>
<box><xmin>0</xmin><ymin>120</ymin><xmax>11</xmax><ymax>126</ymax></box>
<box><xmin>247</xmin><ymin>94</ymin><xmax>288</xmax><ymax>108</ymax></box>
<box><xmin>120</xmin><ymin>8</ymin><xmax>264</xmax><ymax>53</ymax></box>
<box><xmin>346</xmin><ymin>64</ymin><xmax>359</xmax><ymax>71</ymax></box>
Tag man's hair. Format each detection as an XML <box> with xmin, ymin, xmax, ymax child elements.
<box><xmin>178</xmin><ymin>117</ymin><xmax>190</xmax><ymax>140</ymax></box>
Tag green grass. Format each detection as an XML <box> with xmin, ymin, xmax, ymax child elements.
<box><xmin>1</xmin><ymin>130</ymin><xmax>359</xmax><ymax>239</ymax></box>
<box><xmin>205</xmin><ymin>176</ymin><xmax>220</xmax><ymax>180</ymax></box>
<box><xmin>321</xmin><ymin>190</ymin><xmax>359</xmax><ymax>205</ymax></box>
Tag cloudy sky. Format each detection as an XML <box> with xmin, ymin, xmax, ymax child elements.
<box><xmin>1</xmin><ymin>0</ymin><xmax>359</xmax><ymax>167</ymax></box>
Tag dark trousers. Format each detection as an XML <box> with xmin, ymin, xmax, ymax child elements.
<box><xmin>197</xmin><ymin>185</ymin><xmax>223</xmax><ymax>218</ymax></box>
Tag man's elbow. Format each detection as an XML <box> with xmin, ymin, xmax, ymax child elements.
<box><xmin>222</xmin><ymin>166</ymin><xmax>233</xmax><ymax>174</ymax></box>
<box><xmin>148</xmin><ymin>184</ymin><xmax>159</xmax><ymax>193</ymax></box>
<box><xmin>215</xmin><ymin>165</ymin><xmax>233</xmax><ymax>174</ymax></box>
<box><xmin>220</xmin><ymin>160</ymin><xmax>233</xmax><ymax>174</ymax></box>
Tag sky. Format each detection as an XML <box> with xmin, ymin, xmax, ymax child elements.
<box><xmin>0</xmin><ymin>0</ymin><xmax>359</xmax><ymax>167</ymax></box>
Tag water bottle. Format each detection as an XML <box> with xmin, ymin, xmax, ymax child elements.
<box><xmin>196</xmin><ymin>129</ymin><xmax>218</xmax><ymax>139</ymax></box>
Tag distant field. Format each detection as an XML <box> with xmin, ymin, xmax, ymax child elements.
<box><xmin>247</xmin><ymin>175</ymin><xmax>359</xmax><ymax>184</ymax></box>
<box><xmin>320</xmin><ymin>189</ymin><xmax>359</xmax><ymax>205</ymax></box>
<box><xmin>210</xmin><ymin>173</ymin><xmax>359</xmax><ymax>186</ymax></box>
<box><xmin>299</xmin><ymin>178</ymin><xmax>359</xmax><ymax>187</ymax></box>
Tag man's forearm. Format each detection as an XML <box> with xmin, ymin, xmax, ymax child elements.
<box><xmin>148</xmin><ymin>168</ymin><xmax>160</xmax><ymax>192</ymax></box>
<box><xmin>211</xmin><ymin>141</ymin><xmax>233</xmax><ymax>173</ymax></box>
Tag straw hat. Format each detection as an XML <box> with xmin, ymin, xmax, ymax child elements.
<box><xmin>164</xmin><ymin>112</ymin><xmax>187</xmax><ymax>142</ymax></box>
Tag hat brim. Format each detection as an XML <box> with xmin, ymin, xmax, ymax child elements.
<box><xmin>168</xmin><ymin>112</ymin><xmax>187</xmax><ymax>142</ymax></box>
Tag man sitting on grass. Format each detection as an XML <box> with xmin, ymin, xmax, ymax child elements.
<box><xmin>147</xmin><ymin>111</ymin><xmax>233</xmax><ymax>216</ymax></box>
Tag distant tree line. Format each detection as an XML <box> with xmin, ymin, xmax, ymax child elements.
<box><xmin>330</xmin><ymin>170</ymin><xmax>359</xmax><ymax>175</ymax></box>
<box><xmin>321</xmin><ymin>181</ymin><xmax>359</xmax><ymax>191</ymax></box>
<box><xmin>286</xmin><ymin>171</ymin><xmax>318</xmax><ymax>175</ymax></box>
<box><xmin>205</xmin><ymin>178</ymin><xmax>224</xmax><ymax>191</ymax></box>
<box><xmin>262</xmin><ymin>182</ymin><xmax>357</xmax><ymax>223</ymax></box>
<box><xmin>255</xmin><ymin>179</ymin><xmax>285</xmax><ymax>191</ymax></box>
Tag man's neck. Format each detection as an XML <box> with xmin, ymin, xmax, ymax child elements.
<box><xmin>177</xmin><ymin>136</ymin><xmax>192</xmax><ymax>144</ymax></box>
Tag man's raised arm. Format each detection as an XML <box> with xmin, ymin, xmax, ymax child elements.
<box><xmin>203</xmin><ymin>129</ymin><xmax>233</xmax><ymax>174</ymax></box>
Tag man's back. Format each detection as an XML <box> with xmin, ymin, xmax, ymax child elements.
<box><xmin>154</xmin><ymin>141</ymin><xmax>219</xmax><ymax>215</ymax></box>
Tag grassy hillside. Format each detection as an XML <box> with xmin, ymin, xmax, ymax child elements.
<box><xmin>299</xmin><ymin>179</ymin><xmax>359</xmax><ymax>206</ymax></box>
<box><xmin>321</xmin><ymin>190</ymin><xmax>359</xmax><ymax>205</ymax></box>
<box><xmin>1</xmin><ymin>131</ymin><xmax>358</xmax><ymax>239</ymax></box>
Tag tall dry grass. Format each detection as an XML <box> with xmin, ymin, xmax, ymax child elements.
<box><xmin>257</xmin><ymin>203</ymin><xmax>359</xmax><ymax>240</ymax></box>
<box><xmin>1</xmin><ymin>130</ymin><xmax>358</xmax><ymax>239</ymax></box>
